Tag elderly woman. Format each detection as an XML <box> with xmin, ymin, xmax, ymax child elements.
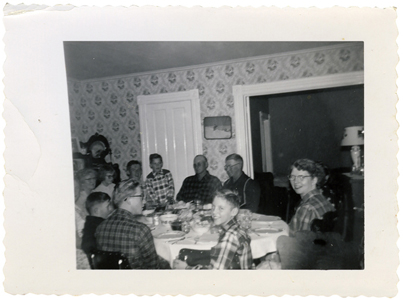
<box><xmin>288</xmin><ymin>159</ymin><xmax>335</xmax><ymax>236</ymax></box>
<box><xmin>74</xmin><ymin>168</ymin><xmax>97</xmax><ymax>269</ymax></box>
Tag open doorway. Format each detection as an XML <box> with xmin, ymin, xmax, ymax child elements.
<box><xmin>249</xmin><ymin>85</ymin><xmax>364</xmax><ymax>177</ymax></box>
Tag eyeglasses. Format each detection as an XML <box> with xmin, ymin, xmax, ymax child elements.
<box><xmin>288</xmin><ymin>175</ymin><xmax>311</xmax><ymax>181</ymax></box>
<box><xmin>224</xmin><ymin>163</ymin><xmax>241</xmax><ymax>170</ymax></box>
<box><xmin>84</xmin><ymin>177</ymin><xmax>96</xmax><ymax>181</ymax></box>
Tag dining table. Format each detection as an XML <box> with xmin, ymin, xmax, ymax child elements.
<box><xmin>150</xmin><ymin>213</ymin><xmax>289</xmax><ymax>267</ymax></box>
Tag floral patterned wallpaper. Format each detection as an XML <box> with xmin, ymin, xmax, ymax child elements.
<box><xmin>67</xmin><ymin>43</ymin><xmax>363</xmax><ymax>183</ymax></box>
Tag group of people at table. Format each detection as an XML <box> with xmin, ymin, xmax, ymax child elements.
<box><xmin>75</xmin><ymin>152</ymin><xmax>335</xmax><ymax>270</ymax></box>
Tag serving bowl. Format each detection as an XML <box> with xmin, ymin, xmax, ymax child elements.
<box><xmin>170</xmin><ymin>220</ymin><xmax>183</xmax><ymax>231</ymax></box>
<box><xmin>159</xmin><ymin>214</ymin><xmax>178</xmax><ymax>226</ymax></box>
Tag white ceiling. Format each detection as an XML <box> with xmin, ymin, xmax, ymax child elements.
<box><xmin>63</xmin><ymin>41</ymin><xmax>343</xmax><ymax>81</ymax></box>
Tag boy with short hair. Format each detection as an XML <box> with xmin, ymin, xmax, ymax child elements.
<box><xmin>174</xmin><ymin>189</ymin><xmax>253</xmax><ymax>270</ymax></box>
<box><xmin>81</xmin><ymin>192</ymin><xmax>114</xmax><ymax>256</ymax></box>
<box><xmin>126</xmin><ymin>160</ymin><xmax>143</xmax><ymax>183</ymax></box>
<box><xmin>144</xmin><ymin>153</ymin><xmax>175</xmax><ymax>206</ymax></box>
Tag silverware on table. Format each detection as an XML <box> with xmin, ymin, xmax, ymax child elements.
<box><xmin>170</xmin><ymin>237</ymin><xmax>186</xmax><ymax>244</ymax></box>
<box><xmin>251</xmin><ymin>229</ymin><xmax>260</xmax><ymax>236</ymax></box>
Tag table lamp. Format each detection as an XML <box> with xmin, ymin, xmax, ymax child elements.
<box><xmin>341</xmin><ymin>126</ymin><xmax>364</xmax><ymax>174</ymax></box>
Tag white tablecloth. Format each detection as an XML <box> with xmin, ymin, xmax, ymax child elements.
<box><xmin>152</xmin><ymin>214</ymin><xmax>289</xmax><ymax>266</ymax></box>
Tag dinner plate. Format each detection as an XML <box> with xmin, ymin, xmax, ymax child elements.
<box><xmin>254</xmin><ymin>228</ymin><xmax>283</xmax><ymax>234</ymax></box>
<box><xmin>253</xmin><ymin>215</ymin><xmax>281</xmax><ymax>222</ymax></box>
<box><xmin>143</xmin><ymin>209</ymin><xmax>155</xmax><ymax>216</ymax></box>
<box><xmin>197</xmin><ymin>233</ymin><xmax>219</xmax><ymax>243</ymax></box>
<box><xmin>252</xmin><ymin>220</ymin><xmax>273</xmax><ymax>227</ymax></box>
<box><xmin>156</xmin><ymin>231</ymin><xmax>186</xmax><ymax>240</ymax></box>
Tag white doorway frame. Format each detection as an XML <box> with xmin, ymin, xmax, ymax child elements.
<box><xmin>233</xmin><ymin>71</ymin><xmax>364</xmax><ymax>178</ymax></box>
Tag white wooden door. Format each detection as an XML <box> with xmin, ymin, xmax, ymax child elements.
<box><xmin>259</xmin><ymin>111</ymin><xmax>273</xmax><ymax>173</ymax></box>
<box><xmin>138</xmin><ymin>90</ymin><xmax>202</xmax><ymax>197</ymax></box>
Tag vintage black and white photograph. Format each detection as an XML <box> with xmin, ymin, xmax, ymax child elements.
<box><xmin>64</xmin><ymin>41</ymin><xmax>364</xmax><ymax>271</ymax></box>
<box><xmin>3</xmin><ymin>3</ymin><xmax>399</xmax><ymax>297</ymax></box>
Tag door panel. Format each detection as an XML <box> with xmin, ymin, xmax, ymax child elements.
<box><xmin>138</xmin><ymin>90</ymin><xmax>202</xmax><ymax>197</ymax></box>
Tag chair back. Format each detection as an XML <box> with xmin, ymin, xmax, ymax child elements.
<box><xmin>178</xmin><ymin>248</ymin><xmax>211</xmax><ymax>268</ymax></box>
<box><xmin>90</xmin><ymin>250</ymin><xmax>131</xmax><ymax>269</ymax></box>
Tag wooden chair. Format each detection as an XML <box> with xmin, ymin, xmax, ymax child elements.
<box><xmin>90</xmin><ymin>250</ymin><xmax>131</xmax><ymax>269</ymax></box>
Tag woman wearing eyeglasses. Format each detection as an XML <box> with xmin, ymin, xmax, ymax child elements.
<box><xmin>288</xmin><ymin>159</ymin><xmax>335</xmax><ymax>236</ymax></box>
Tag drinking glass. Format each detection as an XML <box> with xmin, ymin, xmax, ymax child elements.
<box><xmin>237</xmin><ymin>209</ymin><xmax>252</xmax><ymax>231</ymax></box>
<box><xmin>195</xmin><ymin>199</ymin><xmax>203</xmax><ymax>211</ymax></box>
<box><xmin>181</xmin><ymin>220</ymin><xmax>191</xmax><ymax>234</ymax></box>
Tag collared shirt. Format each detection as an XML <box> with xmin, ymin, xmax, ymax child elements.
<box><xmin>223</xmin><ymin>172</ymin><xmax>261</xmax><ymax>213</ymax></box>
<box><xmin>145</xmin><ymin>169</ymin><xmax>175</xmax><ymax>204</ymax></box>
<box><xmin>95</xmin><ymin>208</ymin><xmax>159</xmax><ymax>269</ymax></box>
<box><xmin>289</xmin><ymin>189</ymin><xmax>335</xmax><ymax>234</ymax></box>
<box><xmin>176</xmin><ymin>171</ymin><xmax>222</xmax><ymax>203</ymax></box>
<box><xmin>210</xmin><ymin>218</ymin><xmax>253</xmax><ymax>270</ymax></box>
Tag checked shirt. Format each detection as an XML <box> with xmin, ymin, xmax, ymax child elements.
<box><xmin>145</xmin><ymin>169</ymin><xmax>175</xmax><ymax>204</ymax></box>
<box><xmin>95</xmin><ymin>208</ymin><xmax>159</xmax><ymax>269</ymax></box>
<box><xmin>289</xmin><ymin>189</ymin><xmax>335</xmax><ymax>234</ymax></box>
<box><xmin>176</xmin><ymin>171</ymin><xmax>222</xmax><ymax>203</ymax></box>
<box><xmin>210</xmin><ymin>218</ymin><xmax>253</xmax><ymax>269</ymax></box>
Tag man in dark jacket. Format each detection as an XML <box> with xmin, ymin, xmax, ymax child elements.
<box><xmin>223</xmin><ymin>154</ymin><xmax>261</xmax><ymax>213</ymax></box>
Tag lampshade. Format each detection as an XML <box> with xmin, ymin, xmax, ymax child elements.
<box><xmin>341</xmin><ymin>126</ymin><xmax>364</xmax><ymax>146</ymax></box>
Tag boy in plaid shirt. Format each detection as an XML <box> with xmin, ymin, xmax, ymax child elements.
<box><xmin>174</xmin><ymin>189</ymin><xmax>253</xmax><ymax>270</ymax></box>
<box><xmin>145</xmin><ymin>153</ymin><xmax>175</xmax><ymax>206</ymax></box>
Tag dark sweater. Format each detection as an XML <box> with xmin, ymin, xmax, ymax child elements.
<box><xmin>81</xmin><ymin>215</ymin><xmax>105</xmax><ymax>255</ymax></box>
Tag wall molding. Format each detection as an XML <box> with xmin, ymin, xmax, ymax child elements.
<box><xmin>233</xmin><ymin>71</ymin><xmax>364</xmax><ymax>178</ymax></box>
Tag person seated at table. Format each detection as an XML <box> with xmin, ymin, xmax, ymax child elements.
<box><xmin>176</xmin><ymin>155</ymin><xmax>222</xmax><ymax>204</ymax></box>
<box><xmin>145</xmin><ymin>153</ymin><xmax>175</xmax><ymax>206</ymax></box>
<box><xmin>95</xmin><ymin>180</ymin><xmax>161</xmax><ymax>269</ymax></box>
<box><xmin>223</xmin><ymin>154</ymin><xmax>260</xmax><ymax>213</ymax></box>
<box><xmin>75</xmin><ymin>168</ymin><xmax>98</xmax><ymax>246</ymax></box>
<box><xmin>174</xmin><ymin>189</ymin><xmax>253</xmax><ymax>270</ymax></box>
<box><xmin>92</xmin><ymin>164</ymin><xmax>116</xmax><ymax>198</ymax></box>
<box><xmin>125</xmin><ymin>160</ymin><xmax>143</xmax><ymax>184</ymax></box>
<box><xmin>287</xmin><ymin>158</ymin><xmax>335</xmax><ymax>236</ymax></box>
<box><xmin>81</xmin><ymin>192</ymin><xmax>115</xmax><ymax>258</ymax></box>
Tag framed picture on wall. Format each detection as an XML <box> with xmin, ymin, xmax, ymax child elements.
<box><xmin>204</xmin><ymin>116</ymin><xmax>232</xmax><ymax>140</ymax></box>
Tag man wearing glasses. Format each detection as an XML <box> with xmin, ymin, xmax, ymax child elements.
<box><xmin>95</xmin><ymin>180</ymin><xmax>160</xmax><ymax>269</ymax></box>
<box><xmin>223</xmin><ymin>154</ymin><xmax>261</xmax><ymax>213</ymax></box>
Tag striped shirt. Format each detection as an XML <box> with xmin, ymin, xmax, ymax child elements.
<box><xmin>95</xmin><ymin>208</ymin><xmax>159</xmax><ymax>269</ymax></box>
<box><xmin>289</xmin><ymin>189</ymin><xmax>335</xmax><ymax>235</ymax></box>
<box><xmin>210</xmin><ymin>218</ymin><xmax>253</xmax><ymax>269</ymax></box>
<box><xmin>145</xmin><ymin>169</ymin><xmax>175</xmax><ymax>204</ymax></box>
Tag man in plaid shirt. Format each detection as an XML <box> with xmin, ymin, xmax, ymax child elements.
<box><xmin>145</xmin><ymin>153</ymin><xmax>175</xmax><ymax>205</ymax></box>
<box><xmin>176</xmin><ymin>155</ymin><xmax>222</xmax><ymax>204</ymax></box>
<box><xmin>96</xmin><ymin>180</ymin><xmax>159</xmax><ymax>269</ymax></box>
